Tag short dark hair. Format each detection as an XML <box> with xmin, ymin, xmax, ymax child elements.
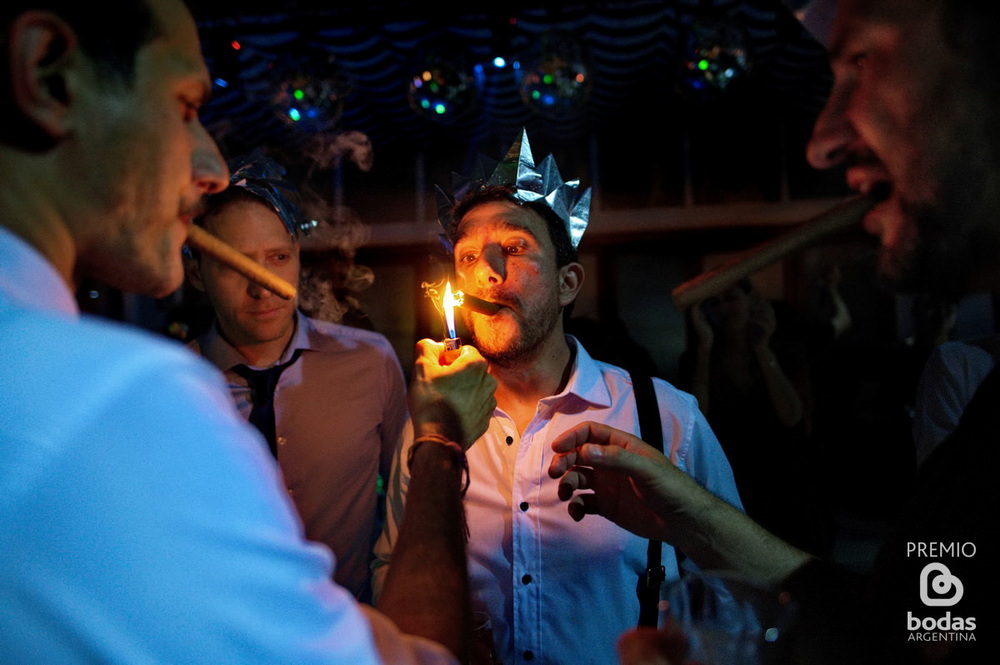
<box><xmin>451</xmin><ymin>185</ymin><xmax>579</xmax><ymax>267</ymax></box>
<box><xmin>1</xmin><ymin>1</ymin><xmax>160</xmax><ymax>84</ymax></box>
<box><xmin>1</xmin><ymin>1</ymin><xmax>161</xmax><ymax>149</ymax></box>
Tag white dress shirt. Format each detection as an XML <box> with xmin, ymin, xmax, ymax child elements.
<box><xmin>375</xmin><ymin>337</ymin><xmax>742</xmax><ymax>665</ymax></box>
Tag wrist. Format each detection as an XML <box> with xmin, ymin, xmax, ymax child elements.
<box><xmin>411</xmin><ymin>400</ymin><xmax>466</xmax><ymax>447</ymax></box>
<box><xmin>413</xmin><ymin>422</ymin><xmax>454</xmax><ymax>443</ymax></box>
<box><xmin>407</xmin><ymin>435</ymin><xmax>470</xmax><ymax>496</ymax></box>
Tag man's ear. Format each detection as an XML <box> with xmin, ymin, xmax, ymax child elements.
<box><xmin>558</xmin><ymin>261</ymin><xmax>585</xmax><ymax>307</ymax></box>
<box><xmin>6</xmin><ymin>11</ymin><xmax>78</xmax><ymax>144</ymax></box>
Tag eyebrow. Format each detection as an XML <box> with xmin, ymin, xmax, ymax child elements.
<box><xmin>455</xmin><ymin>218</ymin><xmax>541</xmax><ymax>246</ymax></box>
<box><xmin>165</xmin><ymin>46</ymin><xmax>215</xmax><ymax>104</ymax></box>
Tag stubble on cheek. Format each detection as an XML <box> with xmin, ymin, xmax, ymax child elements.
<box><xmin>464</xmin><ymin>309</ymin><xmax>513</xmax><ymax>356</ymax></box>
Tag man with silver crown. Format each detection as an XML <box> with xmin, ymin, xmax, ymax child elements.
<box><xmin>373</xmin><ymin>129</ymin><xmax>744</xmax><ymax>665</ymax></box>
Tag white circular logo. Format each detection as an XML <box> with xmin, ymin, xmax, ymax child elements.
<box><xmin>920</xmin><ymin>562</ymin><xmax>964</xmax><ymax>607</ymax></box>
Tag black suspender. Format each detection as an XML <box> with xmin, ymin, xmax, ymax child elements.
<box><xmin>631</xmin><ymin>371</ymin><xmax>666</xmax><ymax>627</ymax></box>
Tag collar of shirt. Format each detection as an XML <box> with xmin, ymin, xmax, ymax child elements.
<box><xmin>537</xmin><ymin>335</ymin><xmax>615</xmax><ymax>413</ymax></box>
<box><xmin>196</xmin><ymin>309</ymin><xmax>314</xmax><ymax>371</ymax></box>
<box><xmin>0</xmin><ymin>226</ymin><xmax>79</xmax><ymax>318</ymax></box>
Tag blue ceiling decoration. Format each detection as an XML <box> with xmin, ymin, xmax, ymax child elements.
<box><xmin>195</xmin><ymin>0</ymin><xmax>830</xmax><ymax>154</ymax></box>
<box><xmin>189</xmin><ymin>1</ymin><xmax>842</xmax><ymax>223</ymax></box>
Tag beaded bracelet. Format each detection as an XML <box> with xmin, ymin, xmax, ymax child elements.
<box><xmin>407</xmin><ymin>434</ymin><xmax>471</xmax><ymax>496</ymax></box>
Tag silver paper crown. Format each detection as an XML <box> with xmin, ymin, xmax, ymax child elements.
<box><xmin>228</xmin><ymin>150</ymin><xmax>314</xmax><ymax>238</ymax></box>
<box><xmin>436</xmin><ymin>128</ymin><xmax>591</xmax><ymax>249</ymax></box>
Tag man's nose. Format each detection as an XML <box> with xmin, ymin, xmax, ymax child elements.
<box><xmin>806</xmin><ymin>80</ymin><xmax>856</xmax><ymax>170</ymax></box>
<box><xmin>476</xmin><ymin>245</ymin><xmax>506</xmax><ymax>285</ymax></box>
<box><xmin>192</xmin><ymin>123</ymin><xmax>229</xmax><ymax>194</ymax></box>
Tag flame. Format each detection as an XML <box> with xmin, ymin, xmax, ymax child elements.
<box><xmin>443</xmin><ymin>281</ymin><xmax>458</xmax><ymax>338</ymax></box>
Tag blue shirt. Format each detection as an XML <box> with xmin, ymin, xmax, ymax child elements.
<box><xmin>0</xmin><ymin>227</ymin><xmax>450</xmax><ymax>664</ymax></box>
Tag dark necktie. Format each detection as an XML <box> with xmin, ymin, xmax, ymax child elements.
<box><xmin>232</xmin><ymin>349</ymin><xmax>302</xmax><ymax>457</ymax></box>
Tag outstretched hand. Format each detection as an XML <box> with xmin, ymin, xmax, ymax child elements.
<box><xmin>409</xmin><ymin>339</ymin><xmax>497</xmax><ymax>448</ymax></box>
<box><xmin>550</xmin><ymin>422</ymin><xmax>814</xmax><ymax>587</ymax></box>
<box><xmin>547</xmin><ymin>422</ymin><xmax>710</xmax><ymax>544</ymax></box>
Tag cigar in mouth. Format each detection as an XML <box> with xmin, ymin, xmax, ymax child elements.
<box><xmin>459</xmin><ymin>292</ymin><xmax>502</xmax><ymax>315</ymax></box>
<box><xmin>671</xmin><ymin>188</ymin><xmax>887</xmax><ymax>311</ymax></box>
<box><xmin>186</xmin><ymin>225</ymin><xmax>297</xmax><ymax>301</ymax></box>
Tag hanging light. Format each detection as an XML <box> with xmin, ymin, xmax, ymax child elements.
<box><xmin>518</xmin><ymin>34</ymin><xmax>591</xmax><ymax>118</ymax></box>
<box><xmin>407</xmin><ymin>51</ymin><xmax>478</xmax><ymax>122</ymax></box>
<box><xmin>270</xmin><ymin>47</ymin><xmax>350</xmax><ymax>133</ymax></box>
<box><xmin>677</xmin><ymin>15</ymin><xmax>752</xmax><ymax>103</ymax></box>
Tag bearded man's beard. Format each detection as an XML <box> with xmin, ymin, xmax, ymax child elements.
<box><xmin>888</xmin><ymin>188</ymin><xmax>1000</xmax><ymax>300</ymax></box>
<box><xmin>466</xmin><ymin>298</ymin><xmax>562</xmax><ymax>367</ymax></box>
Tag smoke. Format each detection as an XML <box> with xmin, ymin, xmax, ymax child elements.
<box><xmin>301</xmin><ymin>130</ymin><xmax>374</xmax><ymax>175</ymax></box>
<box><xmin>297</xmin><ymin>192</ymin><xmax>375</xmax><ymax>325</ymax></box>
<box><xmin>421</xmin><ymin>279</ymin><xmax>449</xmax><ymax>316</ymax></box>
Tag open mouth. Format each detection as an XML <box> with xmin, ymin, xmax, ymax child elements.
<box><xmin>867</xmin><ymin>181</ymin><xmax>892</xmax><ymax>202</ymax></box>
<box><xmin>847</xmin><ymin>169</ymin><xmax>892</xmax><ymax>202</ymax></box>
<box><xmin>859</xmin><ymin>181</ymin><xmax>894</xmax><ymax>233</ymax></box>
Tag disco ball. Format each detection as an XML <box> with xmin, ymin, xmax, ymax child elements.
<box><xmin>678</xmin><ymin>18</ymin><xmax>752</xmax><ymax>103</ymax></box>
<box><xmin>271</xmin><ymin>50</ymin><xmax>349</xmax><ymax>133</ymax></box>
<box><xmin>519</xmin><ymin>40</ymin><xmax>592</xmax><ymax>118</ymax></box>
<box><xmin>407</xmin><ymin>54</ymin><xmax>477</xmax><ymax>122</ymax></box>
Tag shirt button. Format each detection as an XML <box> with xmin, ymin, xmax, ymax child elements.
<box><xmin>505</xmin><ymin>436</ymin><xmax>514</xmax><ymax>446</ymax></box>
<box><xmin>522</xmin><ymin>650</ymin><xmax>534</xmax><ymax>661</ymax></box>
<box><xmin>521</xmin><ymin>574</ymin><xmax>532</xmax><ymax>585</ymax></box>
<box><xmin>519</xmin><ymin>502</ymin><xmax>529</xmax><ymax>512</ymax></box>
<box><xmin>277</xmin><ymin>436</ymin><xmax>287</xmax><ymax>446</ymax></box>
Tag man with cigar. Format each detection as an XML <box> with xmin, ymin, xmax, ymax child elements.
<box><xmin>550</xmin><ymin>1</ymin><xmax>999</xmax><ymax>663</ymax></box>
<box><xmin>0</xmin><ymin>1</ymin><xmax>495</xmax><ymax>663</ymax></box>
<box><xmin>374</xmin><ymin>131</ymin><xmax>743</xmax><ymax>665</ymax></box>
<box><xmin>185</xmin><ymin>156</ymin><xmax>407</xmax><ymax>602</ymax></box>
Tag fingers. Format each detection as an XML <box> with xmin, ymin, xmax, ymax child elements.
<box><xmin>567</xmin><ymin>496</ymin><xmax>590</xmax><ymax>522</ymax></box>
<box><xmin>548</xmin><ymin>422</ymin><xmax>601</xmax><ymax>478</ymax></box>
<box><xmin>413</xmin><ymin>339</ymin><xmax>491</xmax><ymax>377</ymax></box>
<box><xmin>569</xmin><ymin>493</ymin><xmax>606</xmax><ymax>521</ymax></box>
<box><xmin>410</xmin><ymin>339</ymin><xmax>496</xmax><ymax>446</ymax></box>
<box><xmin>549</xmin><ymin>422</ymin><xmax>662</xmax><ymax>477</ymax></box>
<box><xmin>550</xmin><ymin>421</ymin><xmax>618</xmax><ymax>453</ymax></box>
<box><xmin>413</xmin><ymin>338</ymin><xmax>443</xmax><ymax>363</ymax></box>
<box><xmin>556</xmin><ymin>467</ymin><xmax>593</xmax><ymax>500</ymax></box>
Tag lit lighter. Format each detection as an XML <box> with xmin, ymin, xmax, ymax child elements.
<box><xmin>442</xmin><ymin>281</ymin><xmax>462</xmax><ymax>364</ymax></box>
